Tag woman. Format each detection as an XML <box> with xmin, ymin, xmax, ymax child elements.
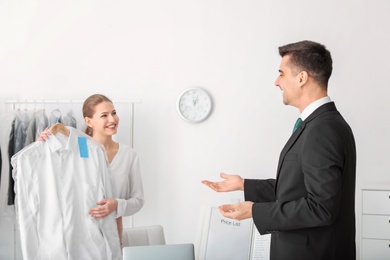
<box><xmin>39</xmin><ymin>94</ymin><xmax>144</xmax><ymax>245</ymax></box>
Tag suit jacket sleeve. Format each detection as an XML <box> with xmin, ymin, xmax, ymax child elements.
<box><xmin>244</xmin><ymin>178</ymin><xmax>276</xmax><ymax>202</ymax></box>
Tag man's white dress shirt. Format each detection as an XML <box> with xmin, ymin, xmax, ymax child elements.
<box><xmin>300</xmin><ymin>96</ymin><xmax>331</xmax><ymax>120</ymax></box>
<box><xmin>12</xmin><ymin>126</ymin><xmax>121</xmax><ymax>260</ymax></box>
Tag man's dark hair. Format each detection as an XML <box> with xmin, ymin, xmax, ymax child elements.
<box><xmin>278</xmin><ymin>40</ymin><xmax>333</xmax><ymax>88</ymax></box>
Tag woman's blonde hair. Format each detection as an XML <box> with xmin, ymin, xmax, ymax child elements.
<box><xmin>82</xmin><ymin>94</ymin><xmax>113</xmax><ymax>136</ymax></box>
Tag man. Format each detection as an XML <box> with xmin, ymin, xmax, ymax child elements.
<box><xmin>202</xmin><ymin>40</ymin><xmax>356</xmax><ymax>260</ymax></box>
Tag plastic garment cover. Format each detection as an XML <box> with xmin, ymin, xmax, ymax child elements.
<box><xmin>11</xmin><ymin>126</ymin><xmax>121</xmax><ymax>260</ymax></box>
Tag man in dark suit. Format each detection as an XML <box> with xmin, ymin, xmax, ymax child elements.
<box><xmin>202</xmin><ymin>40</ymin><xmax>356</xmax><ymax>260</ymax></box>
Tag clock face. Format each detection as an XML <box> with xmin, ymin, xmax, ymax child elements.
<box><xmin>177</xmin><ymin>88</ymin><xmax>212</xmax><ymax>123</ymax></box>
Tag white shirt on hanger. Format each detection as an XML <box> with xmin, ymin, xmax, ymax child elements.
<box><xmin>12</xmin><ymin>126</ymin><xmax>121</xmax><ymax>260</ymax></box>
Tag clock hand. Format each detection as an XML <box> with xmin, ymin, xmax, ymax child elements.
<box><xmin>193</xmin><ymin>96</ymin><xmax>199</xmax><ymax>106</ymax></box>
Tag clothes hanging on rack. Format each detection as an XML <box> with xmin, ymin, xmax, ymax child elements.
<box><xmin>48</xmin><ymin>108</ymin><xmax>62</xmax><ymax>126</ymax></box>
<box><xmin>7</xmin><ymin>110</ymin><xmax>31</xmax><ymax>205</ymax></box>
<box><xmin>62</xmin><ymin>110</ymin><xmax>77</xmax><ymax>128</ymax></box>
<box><xmin>7</xmin><ymin>117</ymin><xmax>16</xmax><ymax>206</ymax></box>
<box><xmin>13</xmin><ymin>110</ymin><xmax>30</xmax><ymax>154</ymax></box>
<box><xmin>0</xmin><ymin>112</ymin><xmax>16</xmax><ymax>215</ymax></box>
<box><xmin>24</xmin><ymin>109</ymin><xmax>49</xmax><ymax>147</ymax></box>
<box><xmin>2</xmin><ymin>106</ymin><xmax>79</xmax><ymax>206</ymax></box>
<box><xmin>12</xmin><ymin>125</ymin><xmax>121</xmax><ymax>260</ymax></box>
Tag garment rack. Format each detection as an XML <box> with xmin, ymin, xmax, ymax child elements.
<box><xmin>5</xmin><ymin>99</ymin><xmax>140</xmax><ymax>148</ymax></box>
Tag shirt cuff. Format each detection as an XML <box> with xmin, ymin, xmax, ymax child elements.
<box><xmin>116</xmin><ymin>198</ymin><xmax>126</xmax><ymax>218</ymax></box>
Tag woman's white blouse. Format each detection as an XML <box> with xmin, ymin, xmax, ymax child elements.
<box><xmin>109</xmin><ymin>143</ymin><xmax>144</xmax><ymax>218</ymax></box>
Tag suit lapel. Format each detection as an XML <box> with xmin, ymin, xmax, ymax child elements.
<box><xmin>275</xmin><ymin>102</ymin><xmax>337</xmax><ymax>179</ymax></box>
<box><xmin>276</xmin><ymin>124</ymin><xmax>304</xmax><ymax>177</ymax></box>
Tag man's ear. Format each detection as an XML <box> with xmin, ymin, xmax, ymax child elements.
<box><xmin>298</xmin><ymin>71</ymin><xmax>309</xmax><ymax>86</ymax></box>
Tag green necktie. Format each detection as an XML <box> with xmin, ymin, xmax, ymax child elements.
<box><xmin>292</xmin><ymin>118</ymin><xmax>303</xmax><ymax>133</ymax></box>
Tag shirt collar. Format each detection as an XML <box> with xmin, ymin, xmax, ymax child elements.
<box><xmin>300</xmin><ymin>96</ymin><xmax>331</xmax><ymax>121</ymax></box>
<box><xmin>47</xmin><ymin>126</ymin><xmax>80</xmax><ymax>153</ymax></box>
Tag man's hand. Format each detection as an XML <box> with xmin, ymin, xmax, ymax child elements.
<box><xmin>201</xmin><ymin>172</ymin><xmax>244</xmax><ymax>192</ymax></box>
<box><xmin>219</xmin><ymin>201</ymin><xmax>254</xmax><ymax>221</ymax></box>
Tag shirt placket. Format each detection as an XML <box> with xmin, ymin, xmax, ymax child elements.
<box><xmin>56</xmin><ymin>147</ymin><xmax>72</xmax><ymax>258</ymax></box>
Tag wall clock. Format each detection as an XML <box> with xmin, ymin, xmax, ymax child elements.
<box><xmin>177</xmin><ymin>88</ymin><xmax>213</xmax><ymax>123</ymax></box>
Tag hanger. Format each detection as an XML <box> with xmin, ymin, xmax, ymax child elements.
<box><xmin>49</xmin><ymin>123</ymin><xmax>70</xmax><ymax>136</ymax></box>
<box><xmin>50</xmin><ymin>108</ymin><xmax>62</xmax><ymax>124</ymax></box>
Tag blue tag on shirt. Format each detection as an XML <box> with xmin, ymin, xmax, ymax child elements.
<box><xmin>78</xmin><ymin>137</ymin><xmax>89</xmax><ymax>158</ymax></box>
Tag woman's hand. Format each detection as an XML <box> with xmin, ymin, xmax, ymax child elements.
<box><xmin>89</xmin><ymin>198</ymin><xmax>118</xmax><ymax>219</ymax></box>
<box><xmin>37</xmin><ymin>127</ymin><xmax>51</xmax><ymax>142</ymax></box>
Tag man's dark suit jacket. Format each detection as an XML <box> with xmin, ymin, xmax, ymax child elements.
<box><xmin>245</xmin><ymin>102</ymin><xmax>356</xmax><ymax>260</ymax></box>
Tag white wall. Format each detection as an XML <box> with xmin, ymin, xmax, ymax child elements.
<box><xmin>1</xmin><ymin>0</ymin><xmax>389</xmax><ymax>258</ymax></box>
